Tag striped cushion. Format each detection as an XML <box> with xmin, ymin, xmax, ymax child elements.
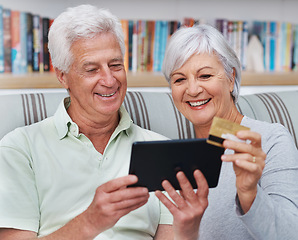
<box><xmin>236</xmin><ymin>91</ymin><xmax>298</xmax><ymax>147</ymax></box>
<box><xmin>1</xmin><ymin>90</ymin><xmax>297</xmax><ymax>148</ymax></box>
<box><xmin>124</xmin><ymin>91</ymin><xmax>195</xmax><ymax>139</ymax></box>
<box><xmin>0</xmin><ymin>92</ymin><xmax>68</xmax><ymax>139</ymax></box>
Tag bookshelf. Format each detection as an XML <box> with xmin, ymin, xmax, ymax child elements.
<box><xmin>0</xmin><ymin>71</ymin><xmax>298</xmax><ymax>89</ymax></box>
<box><xmin>0</xmin><ymin>0</ymin><xmax>298</xmax><ymax>90</ymax></box>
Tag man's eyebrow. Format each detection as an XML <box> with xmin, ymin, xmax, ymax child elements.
<box><xmin>83</xmin><ymin>61</ymin><xmax>97</xmax><ymax>67</ymax></box>
<box><xmin>110</xmin><ymin>57</ymin><xmax>124</xmax><ymax>63</ymax></box>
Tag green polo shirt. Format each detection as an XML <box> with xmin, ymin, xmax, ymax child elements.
<box><xmin>0</xmin><ymin>97</ymin><xmax>172</xmax><ymax>239</ymax></box>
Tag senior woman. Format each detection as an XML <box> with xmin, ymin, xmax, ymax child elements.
<box><xmin>155</xmin><ymin>24</ymin><xmax>298</xmax><ymax>239</ymax></box>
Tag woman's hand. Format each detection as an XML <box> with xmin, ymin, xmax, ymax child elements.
<box><xmin>155</xmin><ymin>170</ymin><xmax>208</xmax><ymax>240</ymax></box>
<box><xmin>221</xmin><ymin>130</ymin><xmax>266</xmax><ymax>213</ymax></box>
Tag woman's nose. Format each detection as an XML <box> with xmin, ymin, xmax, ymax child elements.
<box><xmin>186</xmin><ymin>79</ymin><xmax>203</xmax><ymax>96</ymax></box>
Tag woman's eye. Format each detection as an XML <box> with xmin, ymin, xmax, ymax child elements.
<box><xmin>86</xmin><ymin>68</ymin><xmax>96</xmax><ymax>73</ymax></box>
<box><xmin>173</xmin><ymin>78</ymin><xmax>184</xmax><ymax>84</ymax></box>
<box><xmin>200</xmin><ymin>74</ymin><xmax>212</xmax><ymax>79</ymax></box>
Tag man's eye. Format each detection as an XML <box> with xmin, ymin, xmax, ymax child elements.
<box><xmin>111</xmin><ymin>64</ymin><xmax>124</xmax><ymax>70</ymax></box>
<box><xmin>86</xmin><ymin>68</ymin><xmax>96</xmax><ymax>72</ymax></box>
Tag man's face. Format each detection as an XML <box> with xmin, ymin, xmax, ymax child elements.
<box><xmin>60</xmin><ymin>32</ymin><xmax>127</xmax><ymax>121</ymax></box>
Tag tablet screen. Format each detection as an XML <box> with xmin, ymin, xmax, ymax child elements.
<box><xmin>128</xmin><ymin>138</ymin><xmax>224</xmax><ymax>191</ymax></box>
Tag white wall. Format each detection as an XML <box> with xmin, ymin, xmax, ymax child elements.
<box><xmin>0</xmin><ymin>0</ymin><xmax>298</xmax><ymax>23</ymax></box>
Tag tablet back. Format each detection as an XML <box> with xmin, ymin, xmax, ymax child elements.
<box><xmin>129</xmin><ymin>138</ymin><xmax>225</xmax><ymax>191</ymax></box>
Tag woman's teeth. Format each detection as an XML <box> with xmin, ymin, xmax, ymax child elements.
<box><xmin>188</xmin><ymin>99</ymin><xmax>210</xmax><ymax>107</ymax></box>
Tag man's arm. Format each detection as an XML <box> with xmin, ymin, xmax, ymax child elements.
<box><xmin>0</xmin><ymin>229</ymin><xmax>36</xmax><ymax>240</ymax></box>
<box><xmin>154</xmin><ymin>224</ymin><xmax>173</xmax><ymax>240</ymax></box>
<box><xmin>0</xmin><ymin>175</ymin><xmax>149</xmax><ymax>240</ymax></box>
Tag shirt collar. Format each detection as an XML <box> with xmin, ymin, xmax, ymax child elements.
<box><xmin>54</xmin><ymin>97</ymin><xmax>133</xmax><ymax>140</ymax></box>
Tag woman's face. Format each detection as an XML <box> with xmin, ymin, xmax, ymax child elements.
<box><xmin>170</xmin><ymin>52</ymin><xmax>236</xmax><ymax>129</ymax></box>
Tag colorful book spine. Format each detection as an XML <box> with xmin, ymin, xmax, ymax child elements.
<box><xmin>39</xmin><ymin>16</ymin><xmax>44</xmax><ymax>73</ymax></box>
<box><xmin>241</xmin><ymin>21</ymin><xmax>248</xmax><ymax>70</ymax></box>
<box><xmin>0</xmin><ymin>6</ymin><xmax>4</xmax><ymax>73</ymax></box>
<box><xmin>32</xmin><ymin>14</ymin><xmax>40</xmax><ymax>72</ymax></box>
<box><xmin>26</xmin><ymin>13</ymin><xmax>33</xmax><ymax>72</ymax></box>
<box><xmin>153</xmin><ymin>20</ymin><xmax>161</xmax><ymax>72</ymax></box>
<box><xmin>227</xmin><ymin>21</ymin><xmax>234</xmax><ymax>48</ymax></box>
<box><xmin>137</xmin><ymin>20</ymin><xmax>143</xmax><ymax>72</ymax></box>
<box><xmin>284</xmin><ymin>22</ymin><xmax>293</xmax><ymax>72</ymax></box>
<box><xmin>269</xmin><ymin>21</ymin><xmax>277</xmax><ymax>72</ymax></box>
<box><xmin>11</xmin><ymin>10</ymin><xmax>21</xmax><ymax>74</ymax></box>
<box><xmin>274</xmin><ymin>21</ymin><xmax>282</xmax><ymax>72</ymax></box>
<box><xmin>131</xmin><ymin>20</ymin><xmax>138</xmax><ymax>73</ymax></box>
<box><xmin>216</xmin><ymin>19</ymin><xmax>228</xmax><ymax>40</ymax></box>
<box><xmin>3</xmin><ymin>8</ymin><xmax>11</xmax><ymax>73</ymax></box>
<box><xmin>235</xmin><ymin>21</ymin><xmax>242</xmax><ymax>61</ymax></box>
<box><xmin>49</xmin><ymin>18</ymin><xmax>55</xmax><ymax>72</ymax></box>
<box><xmin>293</xmin><ymin>24</ymin><xmax>298</xmax><ymax>71</ymax></box>
<box><xmin>121</xmin><ymin>19</ymin><xmax>129</xmax><ymax>71</ymax></box>
<box><xmin>158</xmin><ymin>21</ymin><xmax>168</xmax><ymax>72</ymax></box>
<box><xmin>128</xmin><ymin>20</ymin><xmax>134</xmax><ymax>71</ymax></box>
<box><xmin>146</xmin><ymin>20</ymin><xmax>155</xmax><ymax>72</ymax></box>
<box><xmin>19</xmin><ymin>11</ymin><xmax>28</xmax><ymax>73</ymax></box>
<box><xmin>42</xmin><ymin>17</ymin><xmax>50</xmax><ymax>72</ymax></box>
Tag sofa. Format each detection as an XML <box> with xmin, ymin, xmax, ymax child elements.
<box><xmin>0</xmin><ymin>90</ymin><xmax>297</xmax><ymax>149</ymax></box>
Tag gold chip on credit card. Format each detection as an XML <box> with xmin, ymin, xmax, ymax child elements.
<box><xmin>207</xmin><ymin>117</ymin><xmax>250</xmax><ymax>148</ymax></box>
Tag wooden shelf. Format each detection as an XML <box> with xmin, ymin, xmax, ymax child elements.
<box><xmin>0</xmin><ymin>71</ymin><xmax>298</xmax><ymax>89</ymax></box>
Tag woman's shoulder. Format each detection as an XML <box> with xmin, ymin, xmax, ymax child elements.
<box><xmin>241</xmin><ymin>116</ymin><xmax>288</xmax><ymax>135</ymax></box>
<box><xmin>241</xmin><ymin>116</ymin><xmax>296</xmax><ymax>151</ymax></box>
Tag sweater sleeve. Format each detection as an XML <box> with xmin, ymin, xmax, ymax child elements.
<box><xmin>235</xmin><ymin>122</ymin><xmax>298</xmax><ymax>240</ymax></box>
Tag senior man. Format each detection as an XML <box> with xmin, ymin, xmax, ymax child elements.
<box><xmin>0</xmin><ymin>5</ymin><xmax>174</xmax><ymax>240</ymax></box>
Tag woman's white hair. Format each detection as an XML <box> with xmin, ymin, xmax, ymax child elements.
<box><xmin>48</xmin><ymin>4</ymin><xmax>125</xmax><ymax>73</ymax></box>
<box><xmin>162</xmin><ymin>24</ymin><xmax>241</xmax><ymax>102</ymax></box>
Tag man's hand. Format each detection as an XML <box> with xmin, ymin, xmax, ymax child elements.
<box><xmin>0</xmin><ymin>175</ymin><xmax>149</xmax><ymax>240</ymax></box>
<box><xmin>83</xmin><ymin>175</ymin><xmax>149</xmax><ymax>236</ymax></box>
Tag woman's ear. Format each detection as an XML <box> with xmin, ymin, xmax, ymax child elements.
<box><xmin>55</xmin><ymin>68</ymin><xmax>69</xmax><ymax>90</ymax></box>
<box><xmin>230</xmin><ymin>68</ymin><xmax>236</xmax><ymax>93</ymax></box>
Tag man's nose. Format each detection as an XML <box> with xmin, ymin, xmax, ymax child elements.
<box><xmin>99</xmin><ymin>67</ymin><xmax>116</xmax><ymax>87</ymax></box>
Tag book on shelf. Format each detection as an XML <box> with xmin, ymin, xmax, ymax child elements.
<box><xmin>0</xmin><ymin>6</ymin><xmax>4</xmax><ymax>73</ymax></box>
<box><xmin>250</xmin><ymin>20</ymin><xmax>295</xmax><ymax>73</ymax></box>
<box><xmin>49</xmin><ymin>18</ymin><xmax>54</xmax><ymax>72</ymax></box>
<box><xmin>119</xmin><ymin>17</ymin><xmax>298</xmax><ymax>74</ymax></box>
<box><xmin>0</xmin><ymin>3</ymin><xmax>297</xmax><ymax>76</ymax></box>
<box><xmin>19</xmin><ymin>12</ymin><xmax>28</xmax><ymax>73</ymax></box>
<box><xmin>32</xmin><ymin>14</ymin><xmax>40</xmax><ymax>72</ymax></box>
<box><xmin>293</xmin><ymin>25</ymin><xmax>298</xmax><ymax>71</ymax></box>
<box><xmin>3</xmin><ymin>8</ymin><xmax>11</xmax><ymax>73</ymax></box>
<box><xmin>42</xmin><ymin>17</ymin><xmax>50</xmax><ymax>72</ymax></box>
<box><xmin>0</xmin><ymin>5</ymin><xmax>52</xmax><ymax>74</ymax></box>
<box><xmin>121</xmin><ymin>19</ymin><xmax>129</xmax><ymax>71</ymax></box>
<box><xmin>26</xmin><ymin>12</ymin><xmax>33</xmax><ymax>72</ymax></box>
<box><xmin>10</xmin><ymin>10</ymin><xmax>20</xmax><ymax>74</ymax></box>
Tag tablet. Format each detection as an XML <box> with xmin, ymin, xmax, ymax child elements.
<box><xmin>128</xmin><ymin>138</ymin><xmax>225</xmax><ymax>191</ymax></box>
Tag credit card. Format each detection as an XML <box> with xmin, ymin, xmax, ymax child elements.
<box><xmin>207</xmin><ymin>117</ymin><xmax>250</xmax><ymax>148</ymax></box>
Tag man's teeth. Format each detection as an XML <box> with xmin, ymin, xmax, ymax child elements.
<box><xmin>188</xmin><ymin>99</ymin><xmax>209</xmax><ymax>107</ymax></box>
<box><xmin>97</xmin><ymin>92</ymin><xmax>116</xmax><ymax>97</ymax></box>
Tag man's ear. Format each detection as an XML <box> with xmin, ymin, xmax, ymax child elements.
<box><xmin>55</xmin><ymin>68</ymin><xmax>69</xmax><ymax>89</ymax></box>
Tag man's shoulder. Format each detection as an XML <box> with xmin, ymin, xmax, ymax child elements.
<box><xmin>1</xmin><ymin>116</ymin><xmax>55</xmax><ymax>147</ymax></box>
<box><xmin>130</xmin><ymin>123</ymin><xmax>169</xmax><ymax>141</ymax></box>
